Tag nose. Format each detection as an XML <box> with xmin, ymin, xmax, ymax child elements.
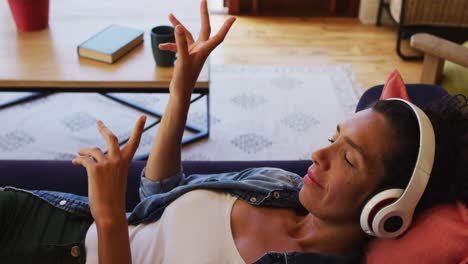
<box><xmin>311</xmin><ymin>145</ymin><xmax>331</xmax><ymax>171</ymax></box>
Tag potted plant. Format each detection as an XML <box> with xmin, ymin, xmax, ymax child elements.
<box><xmin>7</xmin><ymin>0</ymin><xmax>49</xmax><ymax>32</ymax></box>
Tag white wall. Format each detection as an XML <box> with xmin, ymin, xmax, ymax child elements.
<box><xmin>359</xmin><ymin>0</ymin><xmax>393</xmax><ymax>25</ymax></box>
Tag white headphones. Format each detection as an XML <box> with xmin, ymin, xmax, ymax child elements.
<box><xmin>360</xmin><ymin>98</ymin><xmax>436</xmax><ymax>239</ymax></box>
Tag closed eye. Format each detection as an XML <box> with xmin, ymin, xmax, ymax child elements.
<box><xmin>344</xmin><ymin>154</ymin><xmax>355</xmax><ymax>168</ymax></box>
<box><xmin>328</xmin><ymin>137</ymin><xmax>355</xmax><ymax>168</ymax></box>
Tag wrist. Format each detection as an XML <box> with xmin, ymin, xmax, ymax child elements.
<box><xmin>96</xmin><ymin>218</ymin><xmax>127</xmax><ymax>232</ymax></box>
<box><xmin>95</xmin><ymin>209</ymin><xmax>127</xmax><ymax>228</ymax></box>
<box><xmin>168</xmin><ymin>93</ymin><xmax>191</xmax><ymax>108</ymax></box>
<box><xmin>169</xmin><ymin>79</ymin><xmax>195</xmax><ymax>103</ymax></box>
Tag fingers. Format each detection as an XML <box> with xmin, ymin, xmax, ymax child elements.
<box><xmin>159</xmin><ymin>43</ymin><xmax>178</xmax><ymax>53</ymax></box>
<box><xmin>205</xmin><ymin>16</ymin><xmax>236</xmax><ymax>52</ymax></box>
<box><xmin>77</xmin><ymin>147</ymin><xmax>106</xmax><ymax>163</ymax></box>
<box><xmin>71</xmin><ymin>115</ymin><xmax>146</xmax><ymax>168</ymax></box>
<box><xmin>72</xmin><ymin>155</ymin><xmax>96</xmax><ymax>169</ymax></box>
<box><xmin>96</xmin><ymin>120</ymin><xmax>120</xmax><ymax>157</ymax></box>
<box><xmin>121</xmin><ymin>115</ymin><xmax>147</xmax><ymax>161</ymax></box>
<box><xmin>169</xmin><ymin>14</ymin><xmax>195</xmax><ymax>46</ymax></box>
<box><xmin>199</xmin><ymin>0</ymin><xmax>211</xmax><ymax>41</ymax></box>
<box><xmin>174</xmin><ymin>25</ymin><xmax>189</xmax><ymax>60</ymax></box>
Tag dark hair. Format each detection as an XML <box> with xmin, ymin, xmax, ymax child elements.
<box><xmin>371</xmin><ymin>94</ymin><xmax>468</xmax><ymax>215</ymax></box>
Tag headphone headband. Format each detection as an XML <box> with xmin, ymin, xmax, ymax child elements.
<box><xmin>385</xmin><ymin>98</ymin><xmax>435</xmax><ymax>210</ymax></box>
<box><xmin>360</xmin><ymin>98</ymin><xmax>436</xmax><ymax>238</ymax></box>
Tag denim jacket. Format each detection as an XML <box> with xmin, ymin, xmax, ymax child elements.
<box><xmin>5</xmin><ymin>167</ymin><xmax>359</xmax><ymax>264</ymax></box>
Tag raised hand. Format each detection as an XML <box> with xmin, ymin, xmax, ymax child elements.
<box><xmin>158</xmin><ymin>0</ymin><xmax>236</xmax><ymax>100</ymax></box>
<box><xmin>144</xmin><ymin>2</ymin><xmax>235</xmax><ymax>185</ymax></box>
<box><xmin>72</xmin><ymin>115</ymin><xmax>146</xmax><ymax>225</ymax></box>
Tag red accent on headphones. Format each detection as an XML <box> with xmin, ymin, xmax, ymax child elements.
<box><xmin>367</xmin><ymin>198</ymin><xmax>398</xmax><ymax>233</ymax></box>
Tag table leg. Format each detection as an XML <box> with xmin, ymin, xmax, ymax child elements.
<box><xmin>0</xmin><ymin>92</ymin><xmax>51</xmax><ymax>110</ymax></box>
<box><xmin>101</xmin><ymin>92</ymin><xmax>210</xmax><ymax>160</ymax></box>
<box><xmin>0</xmin><ymin>91</ymin><xmax>209</xmax><ymax>161</ymax></box>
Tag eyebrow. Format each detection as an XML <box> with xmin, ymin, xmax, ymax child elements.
<box><xmin>337</xmin><ymin>125</ymin><xmax>368</xmax><ymax>162</ymax></box>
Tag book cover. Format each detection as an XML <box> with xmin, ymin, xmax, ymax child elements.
<box><xmin>77</xmin><ymin>24</ymin><xmax>144</xmax><ymax>64</ymax></box>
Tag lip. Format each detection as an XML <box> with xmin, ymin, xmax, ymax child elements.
<box><xmin>304</xmin><ymin>167</ymin><xmax>323</xmax><ymax>189</ymax></box>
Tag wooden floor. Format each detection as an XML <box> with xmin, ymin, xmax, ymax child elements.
<box><xmin>209</xmin><ymin>15</ymin><xmax>423</xmax><ymax>94</ymax></box>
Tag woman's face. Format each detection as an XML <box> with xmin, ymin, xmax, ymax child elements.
<box><xmin>299</xmin><ymin>109</ymin><xmax>394</xmax><ymax>223</ymax></box>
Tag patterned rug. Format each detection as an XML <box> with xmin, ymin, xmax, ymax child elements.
<box><xmin>0</xmin><ymin>64</ymin><xmax>359</xmax><ymax>160</ymax></box>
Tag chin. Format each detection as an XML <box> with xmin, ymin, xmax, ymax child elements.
<box><xmin>298</xmin><ymin>187</ymin><xmax>315</xmax><ymax>213</ymax></box>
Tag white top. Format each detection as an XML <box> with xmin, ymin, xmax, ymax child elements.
<box><xmin>85</xmin><ymin>190</ymin><xmax>245</xmax><ymax>264</ymax></box>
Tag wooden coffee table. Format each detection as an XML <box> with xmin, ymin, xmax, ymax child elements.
<box><xmin>0</xmin><ymin>0</ymin><xmax>210</xmax><ymax>157</ymax></box>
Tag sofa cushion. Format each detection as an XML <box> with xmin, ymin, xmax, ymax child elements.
<box><xmin>364</xmin><ymin>201</ymin><xmax>468</xmax><ymax>264</ymax></box>
<box><xmin>379</xmin><ymin>69</ymin><xmax>411</xmax><ymax>101</ymax></box>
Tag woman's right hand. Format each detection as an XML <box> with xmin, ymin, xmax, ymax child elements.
<box><xmin>72</xmin><ymin>116</ymin><xmax>146</xmax><ymax>226</ymax></box>
<box><xmin>159</xmin><ymin>0</ymin><xmax>236</xmax><ymax>101</ymax></box>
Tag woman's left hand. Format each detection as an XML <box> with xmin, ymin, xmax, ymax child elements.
<box><xmin>72</xmin><ymin>115</ymin><xmax>146</xmax><ymax>226</ymax></box>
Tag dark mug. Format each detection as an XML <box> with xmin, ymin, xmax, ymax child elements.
<box><xmin>151</xmin><ymin>25</ymin><xmax>176</xmax><ymax>67</ymax></box>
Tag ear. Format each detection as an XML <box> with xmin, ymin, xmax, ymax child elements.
<box><xmin>380</xmin><ymin>70</ymin><xmax>412</xmax><ymax>102</ymax></box>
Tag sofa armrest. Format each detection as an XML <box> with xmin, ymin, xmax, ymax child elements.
<box><xmin>410</xmin><ymin>33</ymin><xmax>468</xmax><ymax>84</ymax></box>
<box><xmin>411</xmin><ymin>33</ymin><xmax>468</xmax><ymax>68</ymax></box>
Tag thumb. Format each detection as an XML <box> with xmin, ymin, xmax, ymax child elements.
<box><xmin>174</xmin><ymin>25</ymin><xmax>189</xmax><ymax>60</ymax></box>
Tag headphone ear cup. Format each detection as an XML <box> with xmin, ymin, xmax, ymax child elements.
<box><xmin>360</xmin><ymin>188</ymin><xmax>404</xmax><ymax>237</ymax></box>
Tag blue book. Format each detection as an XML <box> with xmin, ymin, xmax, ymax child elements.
<box><xmin>77</xmin><ymin>25</ymin><xmax>144</xmax><ymax>64</ymax></box>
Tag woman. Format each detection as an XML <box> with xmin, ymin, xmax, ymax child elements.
<box><xmin>1</xmin><ymin>1</ymin><xmax>467</xmax><ymax>263</ymax></box>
